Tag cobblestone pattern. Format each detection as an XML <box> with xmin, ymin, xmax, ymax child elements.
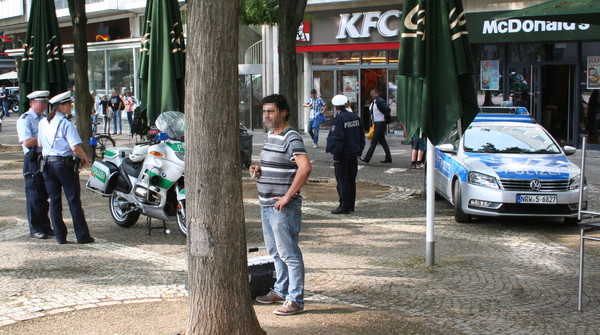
<box><xmin>2</xmin><ymin>122</ymin><xmax>600</xmax><ymax>333</ymax></box>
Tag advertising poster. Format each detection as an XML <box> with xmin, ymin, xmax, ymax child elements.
<box><xmin>343</xmin><ymin>76</ymin><xmax>358</xmax><ymax>102</ymax></box>
<box><xmin>480</xmin><ymin>60</ymin><xmax>500</xmax><ymax>91</ymax></box>
<box><xmin>588</xmin><ymin>56</ymin><xmax>600</xmax><ymax>89</ymax></box>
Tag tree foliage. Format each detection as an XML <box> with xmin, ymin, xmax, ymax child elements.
<box><xmin>240</xmin><ymin>0</ymin><xmax>278</xmax><ymax>26</ymax></box>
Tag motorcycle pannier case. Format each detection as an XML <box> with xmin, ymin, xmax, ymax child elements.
<box><xmin>86</xmin><ymin>161</ymin><xmax>119</xmax><ymax>195</ymax></box>
<box><xmin>104</xmin><ymin>147</ymin><xmax>133</xmax><ymax>166</ymax></box>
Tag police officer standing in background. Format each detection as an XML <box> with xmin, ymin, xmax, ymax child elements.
<box><xmin>16</xmin><ymin>90</ymin><xmax>53</xmax><ymax>239</ymax></box>
<box><xmin>326</xmin><ymin>94</ymin><xmax>365</xmax><ymax>214</ymax></box>
<box><xmin>38</xmin><ymin>91</ymin><xmax>94</xmax><ymax>244</ymax></box>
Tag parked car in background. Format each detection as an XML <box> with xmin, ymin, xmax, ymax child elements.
<box><xmin>434</xmin><ymin>109</ymin><xmax>587</xmax><ymax>224</ymax></box>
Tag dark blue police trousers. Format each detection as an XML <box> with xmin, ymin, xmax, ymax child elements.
<box><xmin>43</xmin><ymin>160</ymin><xmax>92</xmax><ymax>243</ymax></box>
<box><xmin>334</xmin><ymin>154</ymin><xmax>358</xmax><ymax>211</ymax></box>
<box><xmin>23</xmin><ymin>158</ymin><xmax>52</xmax><ymax>235</ymax></box>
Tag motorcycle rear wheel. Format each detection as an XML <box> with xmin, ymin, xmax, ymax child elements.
<box><xmin>176</xmin><ymin>199</ymin><xmax>187</xmax><ymax>236</ymax></box>
<box><xmin>109</xmin><ymin>194</ymin><xmax>140</xmax><ymax>227</ymax></box>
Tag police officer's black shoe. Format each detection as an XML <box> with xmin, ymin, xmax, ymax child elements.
<box><xmin>32</xmin><ymin>232</ymin><xmax>48</xmax><ymax>239</ymax></box>
<box><xmin>358</xmin><ymin>157</ymin><xmax>368</xmax><ymax>163</ymax></box>
<box><xmin>331</xmin><ymin>207</ymin><xmax>351</xmax><ymax>214</ymax></box>
<box><xmin>46</xmin><ymin>230</ymin><xmax>55</xmax><ymax>237</ymax></box>
<box><xmin>380</xmin><ymin>159</ymin><xmax>392</xmax><ymax>163</ymax></box>
<box><xmin>77</xmin><ymin>237</ymin><xmax>95</xmax><ymax>244</ymax></box>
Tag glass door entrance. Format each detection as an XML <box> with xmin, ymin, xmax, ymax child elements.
<box><xmin>508</xmin><ymin>64</ymin><xmax>575</xmax><ymax>145</ymax></box>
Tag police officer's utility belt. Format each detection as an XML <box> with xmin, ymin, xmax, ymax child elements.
<box><xmin>44</xmin><ymin>156</ymin><xmax>74</xmax><ymax>163</ymax></box>
<box><xmin>41</xmin><ymin>156</ymin><xmax>80</xmax><ymax>174</ymax></box>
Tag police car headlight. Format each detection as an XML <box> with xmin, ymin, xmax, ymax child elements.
<box><xmin>468</xmin><ymin>172</ymin><xmax>499</xmax><ymax>189</ymax></box>
<box><xmin>569</xmin><ymin>175</ymin><xmax>581</xmax><ymax>190</ymax></box>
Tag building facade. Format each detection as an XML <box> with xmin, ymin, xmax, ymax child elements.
<box><xmin>296</xmin><ymin>0</ymin><xmax>600</xmax><ymax>148</ymax></box>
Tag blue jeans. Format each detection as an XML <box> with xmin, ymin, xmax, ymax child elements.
<box><xmin>91</xmin><ymin>114</ymin><xmax>98</xmax><ymax>134</ymax></box>
<box><xmin>112</xmin><ymin>110</ymin><xmax>122</xmax><ymax>133</ymax></box>
<box><xmin>261</xmin><ymin>198</ymin><xmax>304</xmax><ymax>307</ymax></box>
<box><xmin>2</xmin><ymin>101</ymin><xmax>9</xmax><ymax>117</ymax></box>
<box><xmin>307</xmin><ymin>118</ymin><xmax>319</xmax><ymax>145</ymax></box>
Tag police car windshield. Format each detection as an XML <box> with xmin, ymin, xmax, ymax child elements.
<box><xmin>463</xmin><ymin>124</ymin><xmax>561</xmax><ymax>154</ymax></box>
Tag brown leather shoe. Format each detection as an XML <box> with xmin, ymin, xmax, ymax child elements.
<box><xmin>256</xmin><ymin>290</ymin><xmax>285</xmax><ymax>304</ymax></box>
<box><xmin>273</xmin><ymin>300</ymin><xmax>304</xmax><ymax>316</ymax></box>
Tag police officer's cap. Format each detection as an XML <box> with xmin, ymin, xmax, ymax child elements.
<box><xmin>27</xmin><ymin>90</ymin><xmax>50</xmax><ymax>101</ymax></box>
<box><xmin>332</xmin><ymin>94</ymin><xmax>348</xmax><ymax>107</ymax></box>
<box><xmin>49</xmin><ymin>91</ymin><xmax>72</xmax><ymax>105</ymax></box>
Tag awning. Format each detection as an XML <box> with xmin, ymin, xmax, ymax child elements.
<box><xmin>494</xmin><ymin>0</ymin><xmax>600</xmax><ymax>25</ymax></box>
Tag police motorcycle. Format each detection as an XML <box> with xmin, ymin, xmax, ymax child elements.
<box><xmin>86</xmin><ymin>111</ymin><xmax>187</xmax><ymax>236</ymax></box>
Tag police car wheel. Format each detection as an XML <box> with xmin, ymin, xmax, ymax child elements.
<box><xmin>453</xmin><ymin>180</ymin><xmax>472</xmax><ymax>223</ymax></box>
<box><xmin>109</xmin><ymin>194</ymin><xmax>140</xmax><ymax>227</ymax></box>
<box><xmin>176</xmin><ymin>199</ymin><xmax>187</xmax><ymax>236</ymax></box>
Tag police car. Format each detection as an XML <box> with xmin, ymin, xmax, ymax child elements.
<box><xmin>434</xmin><ymin>108</ymin><xmax>587</xmax><ymax>223</ymax></box>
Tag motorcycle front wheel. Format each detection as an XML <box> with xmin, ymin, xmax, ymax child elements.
<box><xmin>176</xmin><ymin>199</ymin><xmax>187</xmax><ymax>236</ymax></box>
<box><xmin>109</xmin><ymin>194</ymin><xmax>140</xmax><ymax>227</ymax></box>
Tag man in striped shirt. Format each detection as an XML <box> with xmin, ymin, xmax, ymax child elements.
<box><xmin>249</xmin><ymin>94</ymin><xmax>312</xmax><ymax>316</ymax></box>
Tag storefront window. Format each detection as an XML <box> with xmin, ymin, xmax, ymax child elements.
<box><xmin>313</xmin><ymin>70</ymin><xmax>334</xmax><ymax>129</ymax></box>
<box><xmin>337</xmin><ymin>70</ymin><xmax>359</xmax><ymax>113</ymax></box>
<box><xmin>362</xmin><ymin>51</ymin><xmax>387</xmax><ymax>65</ymax></box>
<box><xmin>580</xmin><ymin>41</ymin><xmax>600</xmax><ymax>145</ymax></box>
<box><xmin>336</xmin><ymin>52</ymin><xmax>360</xmax><ymax>65</ymax></box>
<box><xmin>89</xmin><ymin>50</ymin><xmax>107</xmax><ymax>96</ymax></box>
<box><xmin>312</xmin><ymin>52</ymin><xmax>337</xmax><ymax>66</ymax></box>
<box><xmin>473</xmin><ymin>44</ymin><xmax>505</xmax><ymax>106</ymax></box>
<box><xmin>238</xmin><ymin>74</ymin><xmax>263</xmax><ymax>129</ymax></box>
<box><xmin>388</xmin><ymin>50</ymin><xmax>398</xmax><ymax>64</ymax></box>
<box><xmin>387</xmin><ymin>69</ymin><xmax>402</xmax><ymax>134</ymax></box>
<box><xmin>107</xmin><ymin>49</ymin><xmax>134</xmax><ymax>94</ymax></box>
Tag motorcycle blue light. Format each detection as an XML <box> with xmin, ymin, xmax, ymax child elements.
<box><xmin>157</xmin><ymin>132</ymin><xmax>169</xmax><ymax>141</ymax></box>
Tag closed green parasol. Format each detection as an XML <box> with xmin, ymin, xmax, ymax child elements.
<box><xmin>138</xmin><ymin>0</ymin><xmax>186</xmax><ymax>126</ymax></box>
<box><xmin>19</xmin><ymin>0</ymin><xmax>69</xmax><ymax>114</ymax></box>
<box><xmin>396</xmin><ymin>0</ymin><xmax>478</xmax><ymax>145</ymax></box>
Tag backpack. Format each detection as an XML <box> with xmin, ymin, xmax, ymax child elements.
<box><xmin>132</xmin><ymin>106</ymin><xmax>150</xmax><ymax>135</ymax></box>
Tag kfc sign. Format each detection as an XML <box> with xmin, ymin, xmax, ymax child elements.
<box><xmin>336</xmin><ymin>10</ymin><xmax>401</xmax><ymax>39</ymax></box>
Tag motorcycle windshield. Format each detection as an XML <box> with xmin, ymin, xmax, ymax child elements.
<box><xmin>155</xmin><ymin>111</ymin><xmax>185</xmax><ymax>141</ymax></box>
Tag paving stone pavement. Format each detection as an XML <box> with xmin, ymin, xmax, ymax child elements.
<box><xmin>2</xmin><ymin>120</ymin><xmax>600</xmax><ymax>333</ymax></box>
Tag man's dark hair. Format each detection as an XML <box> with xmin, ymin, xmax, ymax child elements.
<box><xmin>310</xmin><ymin>89</ymin><xmax>317</xmax><ymax>94</ymax></box>
<box><xmin>262</xmin><ymin>94</ymin><xmax>290</xmax><ymax>121</ymax></box>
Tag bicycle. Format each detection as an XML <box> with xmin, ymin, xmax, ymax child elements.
<box><xmin>90</xmin><ymin>124</ymin><xmax>116</xmax><ymax>162</ymax></box>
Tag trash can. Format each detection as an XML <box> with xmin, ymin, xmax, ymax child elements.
<box><xmin>239</xmin><ymin>123</ymin><xmax>253</xmax><ymax>168</ymax></box>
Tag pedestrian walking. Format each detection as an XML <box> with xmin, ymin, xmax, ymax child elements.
<box><xmin>38</xmin><ymin>91</ymin><xmax>94</xmax><ymax>245</ymax></box>
<box><xmin>0</xmin><ymin>85</ymin><xmax>9</xmax><ymax>118</ymax></box>
<box><xmin>302</xmin><ymin>89</ymin><xmax>327</xmax><ymax>148</ymax></box>
<box><xmin>250</xmin><ymin>94</ymin><xmax>312</xmax><ymax>316</ymax></box>
<box><xmin>16</xmin><ymin>90</ymin><xmax>53</xmax><ymax>239</ymax></box>
<box><xmin>109</xmin><ymin>89</ymin><xmax>123</xmax><ymax>135</ymax></box>
<box><xmin>360</xmin><ymin>88</ymin><xmax>392</xmax><ymax>163</ymax></box>
<box><xmin>100</xmin><ymin>95</ymin><xmax>111</xmax><ymax>135</ymax></box>
<box><xmin>326</xmin><ymin>94</ymin><xmax>365</xmax><ymax>214</ymax></box>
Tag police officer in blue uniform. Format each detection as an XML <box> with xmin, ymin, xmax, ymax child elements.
<box><xmin>326</xmin><ymin>94</ymin><xmax>365</xmax><ymax>214</ymax></box>
<box><xmin>38</xmin><ymin>91</ymin><xmax>94</xmax><ymax>244</ymax></box>
<box><xmin>16</xmin><ymin>90</ymin><xmax>53</xmax><ymax>239</ymax></box>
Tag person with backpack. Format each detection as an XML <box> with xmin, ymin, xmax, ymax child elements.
<box><xmin>124</xmin><ymin>91</ymin><xmax>136</xmax><ymax>135</ymax></box>
<box><xmin>109</xmin><ymin>89</ymin><xmax>124</xmax><ymax>135</ymax></box>
<box><xmin>360</xmin><ymin>88</ymin><xmax>392</xmax><ymax>164</ymax></box>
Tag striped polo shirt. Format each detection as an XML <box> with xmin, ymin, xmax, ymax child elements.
<box><xmin>257</xmin><ymin>127</ymin><xmax>307</xmax><ymax>206</ymax></box>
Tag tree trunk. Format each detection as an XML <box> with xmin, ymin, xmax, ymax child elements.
<box><xmin>186</xmin><ymin>1</ymin><xmax>265</xmax><ymax>334</ymax></box>
<box><xmin>67</xmin><ymin>0</ymin><xmax>93</xmax><ymax>159</ymax></box>
<box><xmin>278</xmin><ymin>0</ymin><xmax>307</xmax><ymax>130</ymax></box>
